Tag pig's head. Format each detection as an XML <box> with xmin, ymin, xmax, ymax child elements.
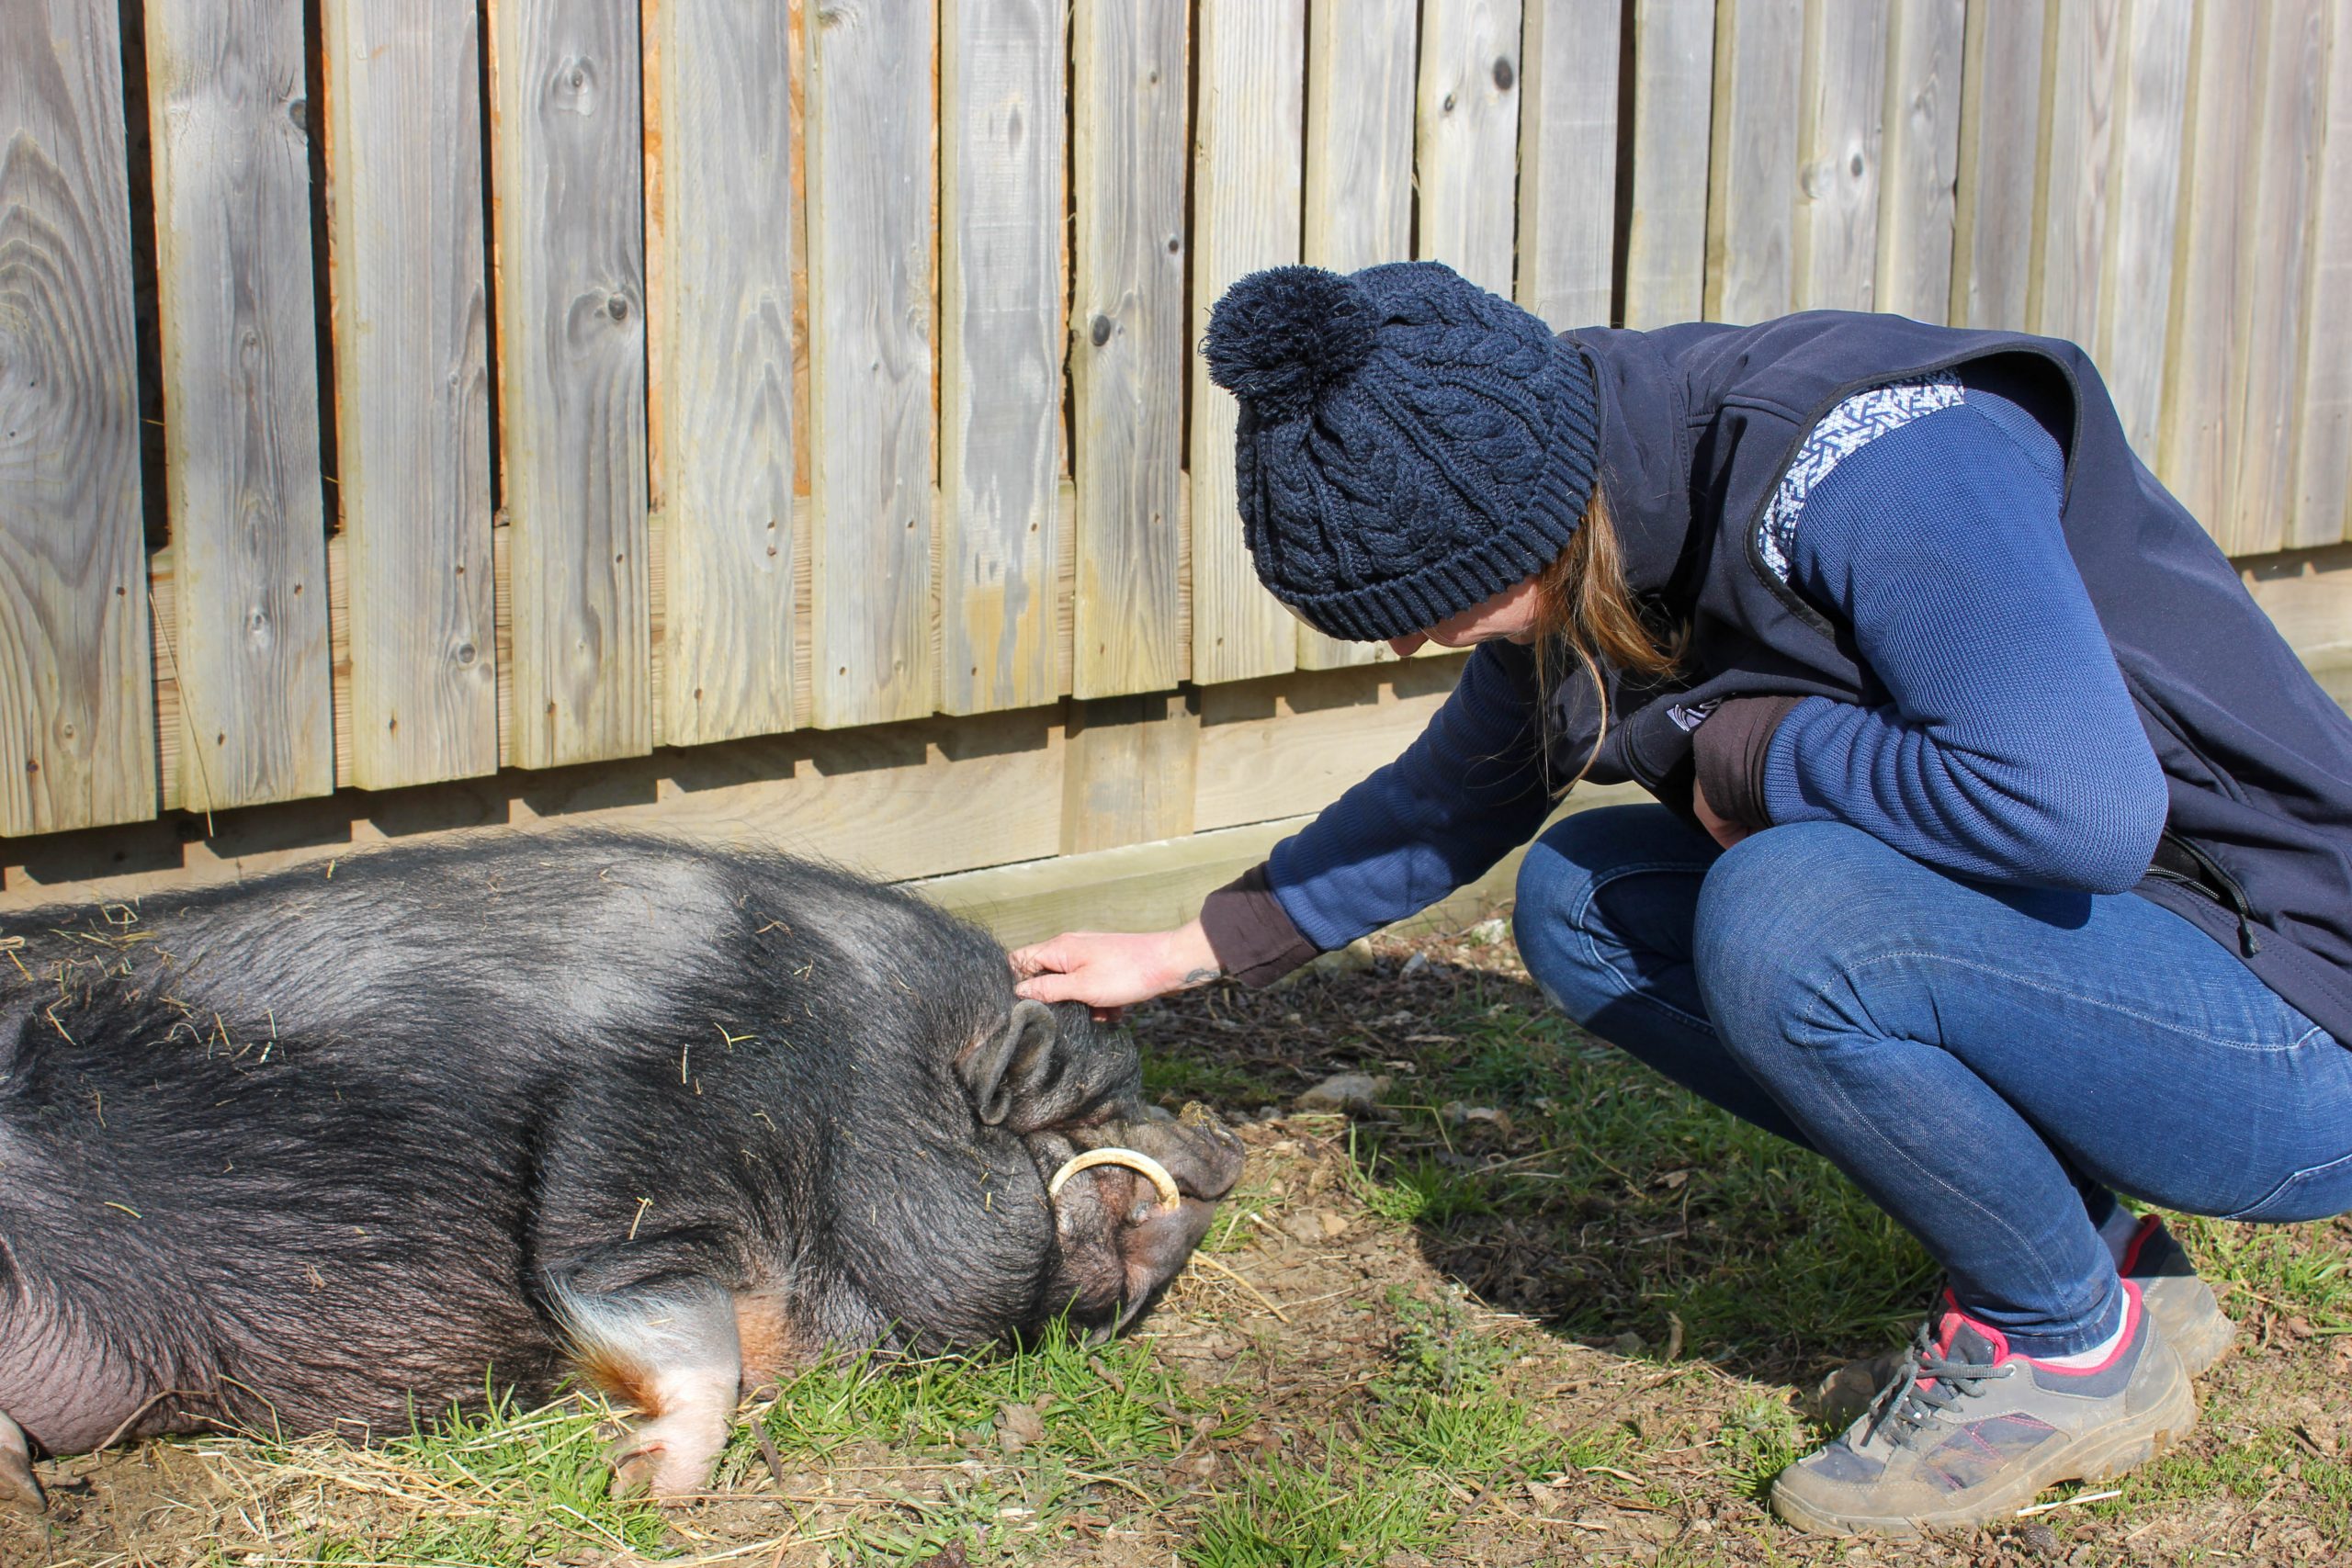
<box><xmin>819</xmin><ymin>997</ymin><xmax>1245</xmax><ymax>1351</ymax></box>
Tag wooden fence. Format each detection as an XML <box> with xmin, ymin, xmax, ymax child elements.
<box><xmin>2</xmin><ymin>0</ymin><xmax>2348</xmax><ymax>905</ymax></box>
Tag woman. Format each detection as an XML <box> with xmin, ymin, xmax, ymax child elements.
<box><xmin>1010</xmin><ymin>262</ymin><xmax>2352</xmax><ymax>1535</ymax></box>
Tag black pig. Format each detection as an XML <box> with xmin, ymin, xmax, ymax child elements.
<box><xmin>0</xmin><ymin>833</ymin><xmax>1243</xmax><ymax>1506</ymax></box>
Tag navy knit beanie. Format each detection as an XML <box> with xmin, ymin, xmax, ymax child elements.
<box><xmin>1204</xmin><ymin>261</ymin><xmax>1601</xmax><ymax>643</ymax></box>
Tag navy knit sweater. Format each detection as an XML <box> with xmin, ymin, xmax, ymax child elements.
<box><xmin>1221</xmin><ymin>385</ymin><xmax>2172</xmax><ymax>967</ymax></box>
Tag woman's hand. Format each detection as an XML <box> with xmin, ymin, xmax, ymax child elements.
<box><xmin>1009</xmin><ymin>920</ymin><xmax>1222</xmax><ymax>1021</ymax></box>
<box><xmin>1692</xmin><ymin>774</ymin><xmax>1752</xmax><ymax>851</ymax></box>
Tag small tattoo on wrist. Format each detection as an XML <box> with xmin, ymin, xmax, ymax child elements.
<box><xmin>1178</xmin><ymin>966</ymin><xmax>1221</xmax><ymax>988</ymax></box>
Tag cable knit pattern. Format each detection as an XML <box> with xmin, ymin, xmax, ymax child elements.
<box><xmin>1206</xmin><ymin>263</ymin><xmax>1601</xmax><ymax>643</ymax></box>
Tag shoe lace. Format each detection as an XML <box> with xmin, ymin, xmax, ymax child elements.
<box><xmin>1863</xmin><ymin>1319</ymin><xmax>2015</xmax><ymax>1450</ymax></box>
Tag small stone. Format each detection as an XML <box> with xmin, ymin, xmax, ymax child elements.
<box><xmin>1465</xmin><ymin>916</ymin><xmax>1510</xmax><ymax>947</ymax></box>
<box><xmin>1399</xmin><ymin>952</ymin><xmax>1431</xmax><ymax>978</ymax></box>
<box><xmin>2023</xmin><ymin>1522</ymin><xmax>2062</xmax><ymax>1554</ymax></box>
<box><xmin>1609</xmin><ymin>1331</ymin><xmax>1645</xmax><ymax>1357</ymax></box>
<box><xmin>1294</xmin><ymin>1072</ymin><xmax>1388</xmax><ymax>1116</ymax></box>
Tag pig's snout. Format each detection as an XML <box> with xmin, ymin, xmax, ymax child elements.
<box><xmin>1069</xmin><ymin>1101</ymin><xmax>1245</xmax><ymax>1206</ymax></box>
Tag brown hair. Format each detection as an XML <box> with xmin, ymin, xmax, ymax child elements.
<box><xmin>1526</xmin><ymin>487</ymin><xmax>1683</xmax><ymax>791</ymax></box>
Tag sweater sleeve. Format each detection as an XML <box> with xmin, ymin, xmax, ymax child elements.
<box><xmin>1760</xmin><ymin>394</ymin><xmax>2168</xmax><ymax>893</ymax></box>
<box><xmin>1254</xmin><ymin>643</ymin><xmax>1560</xmax><ymax>952</ymax></box>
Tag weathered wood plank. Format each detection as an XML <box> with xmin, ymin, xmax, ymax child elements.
<box><xmin>1418</xmin><ymin>0</ymin><xmax>1524</xmax><ymax>295</ymax></box>
<box><xmin>2294</xmin><ymin>0</ymin><xmax>2352</xmax><ymax>547</ymax></box>
<box><xmin>145</xmin><ymin>0</ymin><xmax>333</xmax><ymax>811</ymax></box>
<box><xmin>1516</xmin><ymin>0</ymin><xmax>1621</xmax><ymax>331</ymax></box>
<box><xmin>1951</xmin><ymin>0</ymin><xmax>2047</xmax><ymax>327</ymax></box>
<box><xmin>940</xmin><ymin>0</ymin><xmax>1064</xmax><ymax>716</ymax></box>
<box><xmin>1703</xmin><ymin>0</ymin><xmax>1803</xmax><ymax>323</ymax></box>
<box><xmin>1791</xmin><ymin>0</ymin><xmax>1886</xmax><ymax>310</ymax></box>
<box><xmin>0</xmin><ymin>0</ymin><xmax>157</xmax><ymax>836</ymax></box>
<box><xmin>1194</xmin><ymin>658</ymin><xmax>1465</xmax><ymax>832</ymax></box>
<box><xmin>2158</xmin><ymin>0</ymin><xmax>2259</xmax><ymax>538</ymax></box>
<box><xmin>1297</xmin><ymin>0</ymin><xmax>1416</xmax><ymax>673</ymax></box>
<box><xmin>322</xmin><ymin>0</ymin><xmax>498</xmax><ymax>790</ymax></box>
<box><xmin>645</xmin><ymin>0</ymin><xmax>796</xmax><ymax>747</ymax></box>
<box><xmin>2029</xmin><ymin>0</ymin><xmax>2120</xmax><ymax>347</ymax></box>
<box><xmin>2096</xmin><ymin>0</ymin><xmax>2191</xmax><ymax>462</ymax></box>
<box><xmin>1190</xmin><ymin>0</ymin><xmax>1305</xmax><ymax>688</ymax></box>
<box><xmin>2229</xmin><ymin>0</ymin><xmax>2329</xmax><ymax>557</ymax></box>
<box><xmin>1874</xmin><ymin>0</ymin><xmax>1962</xmax><ymax>322</ymax></box>
<box><xmin>1624</xmin><ymin>0</ymin><xmax>1716</xmax><ymax>328</ymax></box>
<box><xmin>490</xmin><ymin>0</ymin><xmax>650</xmax><ymax>768</ymax></box>
<box><xmin>803</xmin><ymin>0</ymin><xmax>935</xmax><ymax>727</ymax></box>
<box><xmin>1070</xmin><ymin>0</ymin><xmax>1187</xmax><ymax>698</ymax></box>
<box><xmin>1059</xmin><ymin>692</ymin><xmax>1198</xmax><ymax>854</ymax></box>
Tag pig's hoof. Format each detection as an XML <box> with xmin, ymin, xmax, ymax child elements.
<box><xmin>0</xmin><ymin>1457</ymin><xmax>44</xmax><ymax>1517</ymax></box>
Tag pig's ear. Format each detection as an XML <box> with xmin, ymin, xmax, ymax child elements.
<box><xmin>960</xmin><ymin>998</ymin><xmax>1058</xmax><ymax>1125</ymax></box>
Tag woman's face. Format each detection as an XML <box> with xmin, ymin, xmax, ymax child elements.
<box><xmin>1385</xmin><ymin>574</ymin><xmax>1543</xmax><ymax>659</ymax></box>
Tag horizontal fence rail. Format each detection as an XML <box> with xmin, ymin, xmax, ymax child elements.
<box><xmin>1</xmin><ymin>0</ymin><xmax>2348</xmax><ymax>840</ymax></box>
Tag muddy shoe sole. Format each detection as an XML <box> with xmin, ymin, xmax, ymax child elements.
<box><xmin>1771</xmin><ymin>1359</ymin><xmax>2199</xmax><ymax>1538</ymax></box>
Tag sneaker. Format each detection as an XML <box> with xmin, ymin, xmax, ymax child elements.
<box><xmin>1771</xmin><ymin>1282</ymin><xmax>2196</xmax><ymax>1537</ymax></box>
<box><xmin>1810</xmin><ymin>1214</ymin><xmax>2233</xmax><ymax>1427</ymax></box>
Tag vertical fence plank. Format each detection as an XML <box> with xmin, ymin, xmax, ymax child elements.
<box><xmin>0</xmin><ymin>0</ymin><xmax>156</xmax><ymax>835</ymax></box>
<box><xmin>2296</xmin><ymin>0</ymin><xmax>2352</xmax><ymax>547</ymax></box>
<box><xmin>1624</xmin><ymin>0</ymin><xmax>1716</xmax><ymax>327</ymax></box>
<box><xmin>1190</xmin><ymin>0</ymin><xmax>1305</xmax><ymax>688</ymax></box>
<box><xmin>803</xmin><ymin>0</ymin><xmax>935</xmax><ymax>728</ymax></box>
<box><xmin>1792</xmin><ymin>0</ymin><xmax>1886</xmax><ymax>310</ymax></box>
<box><xmin>145</xmin><ymin>0</ymin><xmax>333</xmax><ymax>810</ymax></box>
<box><xmin>491</xmin><ymin>0</ymin><xmax>650</xmax><ymax>767</ymax></box>
<box><xmin>323</xmin><ymin>0</ymin><xmax>497</xmax><ymax>790</ymax></box>
<box><xmin>646</xmin><ymin>0</ymin><xmax>796</xmax><ymax>747</ymax></box>
<box><xmin>1418</xmin><ymin>0</ymin><xmax>1523</xmax><ymax>295</ymax></box>
<box><xmin>2029</xmin><ymin>0</ymin><xmax>2120</xmax><ymax>347</ymax></box>
<box><xmin>2230</xmin><ymin>0</ymin><xmax>2329</xmax><ymax>557</ymax></box>
<box><xmin>1516</xmin><ymin>0</ymin><xmax>1620</xmax><ymax>331</ymax></box>
<box><xmin>2096</xmin><ymin>0</ymin><xmax>2191</xmax><ymax>463</ymax></box>
<box><xmin>2159</xmin><ymin>1</ymin><xmax>2258</xmax><ymax>543</ymax></box>
<box><xmin>1874</xmin><ymin>0</ymin><xmax>1962</xmax><ymax>322</ymax></box>
<box><xmin>1298</xmin><ymin>0</ymin><xmax>1416</xmax><ymax>672</ymax></box>
<box><xmin>941</xmin><ymin>0</ymin><xmax>1063</xmax><ymax>716</ymax></box>
<box><xmin>1704</xmin><ymin>0</ymin><xmax>1802</xmax><ymax>322</ymax></box>
<box><xmin>1071</xmin><ymin>0</ymin><xmax>1187</xmax><ymax>699</ymax></box>
<box><xmin>1951</xmin><ymin>0</ymin><xmax>2047</xmax><ymax>327</ymax></box>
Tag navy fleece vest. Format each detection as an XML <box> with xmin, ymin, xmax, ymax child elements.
<box><xmin>1560</xmin><ymin>311</ymin><xmax>2352</xmax><ymax>1046</ymax></box>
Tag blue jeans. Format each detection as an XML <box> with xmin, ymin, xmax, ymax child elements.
<box><xmin>1513</xmin><ymin>806</ymin><xmax>2352</xmax><ymax>1355</ymax></box>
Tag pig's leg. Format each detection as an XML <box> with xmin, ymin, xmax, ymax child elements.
<box><xmin>0</xmin><ymin>1412</ymin><xmax>42</xmax><ymax>1514</ymax></box>
<box><xmin>546</xmin><ymin>1273</ymin><xmax>741</xmax><ymax>1498</ymax></box>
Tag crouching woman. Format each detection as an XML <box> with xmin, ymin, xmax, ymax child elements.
<box><xmin>1011</xmin><ymin>261</ymin><xmax>2352</xmax><ymax>1534</ymax></box>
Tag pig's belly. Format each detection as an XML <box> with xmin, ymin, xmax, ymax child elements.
<box><xmin>0</xmin><ymin>1316</ymin><xmax>171</xmax><ymax>1453</ymax></box>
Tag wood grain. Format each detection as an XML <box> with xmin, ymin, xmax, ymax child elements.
<box><xmin>1873</xmin><ymin>0</ymin><xmax>1962</xmax><ymax>323</ymax></box>
<box><xmin>2096</xmin><ymin>0</ymin><xmax>2191</xmax><ymax>462</ymax></box>
<box><xmin>2157</xmin><ymin>0</ymin><xmax>2260</xmax><ymax>537</ymax></box>
<box><xmin>1059</xmin><ymin>692</ymin><xmax>1198</xmax><ymax>853</ymax></box>
<box><xmin>2228</xmin><ymin>0</ymin><xmax>2329</xmax><ymax>556</ymax></box>
<box><xmin>145</xmin><ymin>0</ymin><xmax>334</xmax><ymax>811</ymax></box>
<box><xmin>803</xmin><ymin>0</ymin><xmax>936</xmax><ymax>728</ymax></box>
<box><xmin>1623</xmin><ymin>0</ymin><xmax>1715</xmax><ymax>328</ymax></box>
<box><xmin>1950</xmin><ymin>0</ymin><xmax>2047</xmax><ymax>327</ymax></box>
<box><xmin>1070</xmin><ymin>0</ymin><xmax>1188</xmax><ymax>699</ymax></box>
<box><xmin>1418</xmin><ymin>0</ymin><xmax>1524</xmax><ymax>295</ymax></box>
<box><xmin>322</xmin><ymin>0</ymin><xmax>498</xmax><ymax>790</ymax></box>
<box><xmin>490</xmin><ymin>0</ymin><xmax>651</xmax><ymax>768</ymax></box>
<box><xmin>2293</xmin><ymin>0</ymin><xmax>2352</xmax><ymax>547</ymax></box>
<box><xmin>645</xmin><ymin>0</ymin><xmax>797</xmax><ymax>747</ymax></box>
<box><xmin>1193</xmin><ymin>658</ymin><xmax>1465</xmax><ymax>832</ymax></box>
<box><xmin>941</xmin><ymin>0</ymin><xmax>1064</xmax><ymax>716</ymax></box>
<box><xmin>1515</xmin><ymin>0</ymin><xmax>1621</xmax><ymax>331</ymax></box>
<box><xmin>0</xmin><ymin>0</ymin><xmax>158</xmax><ymax>835</ymax></box>
<box><xmin>1189</xmin><ymin>0</ymin><xmax>1305</xmax><ymax>688</ymax></box>
<box><xmin>1704</xmin><ymin>0</ymin><xmax>1803</xmax><ymax>323</ymax></box>
<box><xmin>2028</xmin><ymin>0</ymin><xmax>2120</xmax><ymax>346</ymax></box>
<box><xmin>1298</xmin><ymin>0</ymin><xmax>1416</xmax><ymax>672</ymax></box>
<box><xmin>1791</xmin><ymin>0</ymin><xmax>1886</xmax><ymax>310</ymax></box>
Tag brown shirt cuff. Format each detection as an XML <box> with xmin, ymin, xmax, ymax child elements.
<box><xmin>1198</xmin><ymin>864</ymin><xmax>1322</xmax><ymax>988</ymax></box>
<box><xmin>1691</xmin><ymin>695</ymin><xmax>1802</xmax><ymax>830</ymax></box>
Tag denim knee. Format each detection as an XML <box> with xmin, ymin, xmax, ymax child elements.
<box><xmin>1512</xmin><ymin>805</ymin><xmax>1714</xmax><ymax>1028</ymax></box>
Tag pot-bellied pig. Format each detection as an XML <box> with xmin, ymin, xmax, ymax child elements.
<box><xmin>0</xmin><ymin>833</ymin><xmax>1243</xmax><ymax>1506</ymax></box>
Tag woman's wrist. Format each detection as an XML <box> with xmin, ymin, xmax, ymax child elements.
<box><xmin>1160</xmin><ymin>920</ymin><xmax>1223</xmax><ymax>992</ymax></box>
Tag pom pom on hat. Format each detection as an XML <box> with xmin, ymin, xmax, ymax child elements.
<box><xmin>1204</xmin><ymin>265</ymin><xmax>1378</xmax><ymax>421</ymax></box>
